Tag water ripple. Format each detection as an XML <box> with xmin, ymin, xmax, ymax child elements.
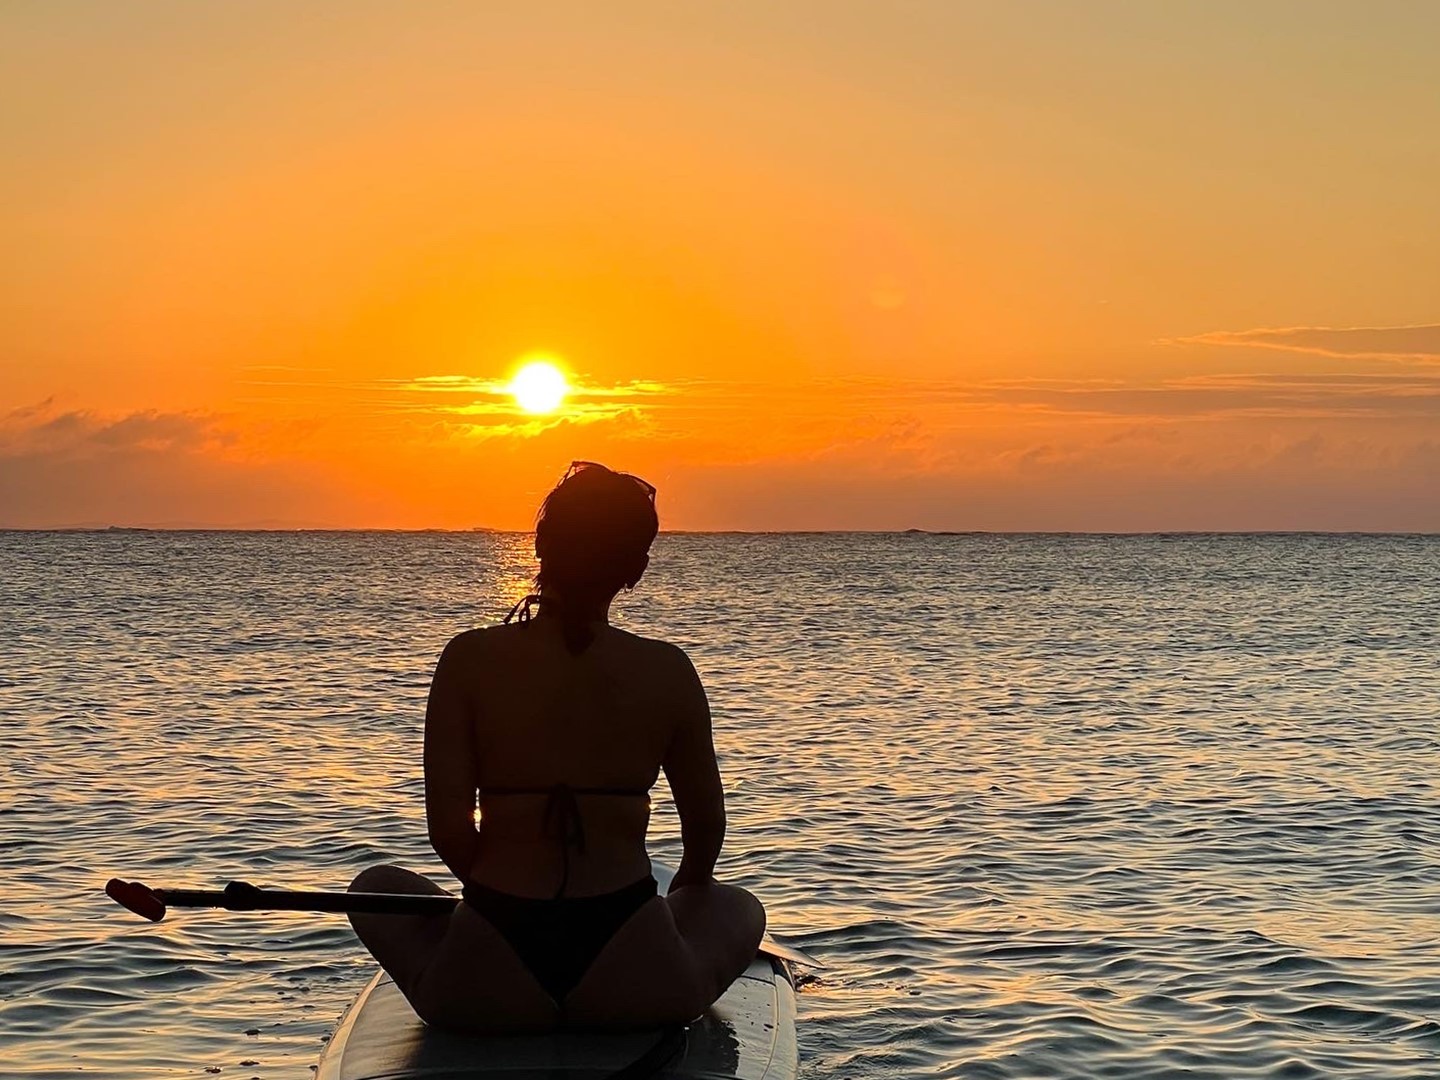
<box><xmin>2</xmin><ymin>531</ymin><xmax>1438</xmax><ymax>1078</ymax></box>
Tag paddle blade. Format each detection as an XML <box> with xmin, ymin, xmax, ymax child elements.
<box><xmin>760</xmin><ymin>934</ymin><xmax>822</xmax><ymax>970</ymax></box>
<box><xmin>106</xmin><ymin>878</ymin><xmax>167</xmax><ymax>922</ymax></box>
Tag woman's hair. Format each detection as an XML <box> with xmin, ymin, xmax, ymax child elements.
<box><xmin>531</xmin><ymin>462</ymin><xmax>658</xmax><ymax>654</ymax></box>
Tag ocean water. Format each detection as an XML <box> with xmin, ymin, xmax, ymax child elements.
<box><xmin>2</xmin><ymin>531</ymin><xmax>1438</xmax><ymax>1080</ymax></box>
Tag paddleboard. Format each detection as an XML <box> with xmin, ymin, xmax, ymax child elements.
<box><xmin>316</xmin><ymin>867</ymin><xmax>798</xmax><ymax>1080</ymax></box>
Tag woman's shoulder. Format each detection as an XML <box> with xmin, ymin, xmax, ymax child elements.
<box><xmin>606</xmin><ymin>628</ymin><xmax>701</xmax><ymax>681</ymax></box>
<box><xmin>435</xmin><ymin>625</ymin><xmax>503</xmax><ymax>666</ymax></box>
<box><xmin>438</xmin><ymin>623</ymin><xmax>698</xmax><ymax>683</ymax></box>
<box><xmin>604</xmin><ymin>624</ymin><xmax>682</xmax><ymax>655</ymax></box>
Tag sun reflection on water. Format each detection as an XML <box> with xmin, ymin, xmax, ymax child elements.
<box><xmin>2</xmin><ymin>532</ymin><xmax>1438</xmax><ymax>1079</ymax></box>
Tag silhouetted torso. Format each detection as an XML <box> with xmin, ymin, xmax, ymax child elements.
<box><xmin>447</xmin><ymin>613</ymin><xmax>682</xmax><ymax>898</ymax></box>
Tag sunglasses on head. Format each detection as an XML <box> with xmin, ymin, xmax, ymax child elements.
<box><xmin>564</xmin><ymin>460</ymin><xmax>657</xmax><ymax>500</ymax></box>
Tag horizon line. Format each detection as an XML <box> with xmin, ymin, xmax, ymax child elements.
<box><xmin>2</xmin><ymin>526</ymin><xmax>1437</xmax><ymax>538</ymax></box>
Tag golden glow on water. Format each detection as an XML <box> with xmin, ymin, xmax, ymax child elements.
<box><xmin>5</xmin><ymin>532</ymin><xmax>1439</xmax><ymax>1078</ymax></box>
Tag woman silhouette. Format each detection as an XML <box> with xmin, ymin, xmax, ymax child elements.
<box><xmin>347</xmin><ymin>461</ymin><xmax>766</xmax><ymax>1031</ymax></box>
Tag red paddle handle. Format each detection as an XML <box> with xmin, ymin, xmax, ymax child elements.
<box><xmin>105</xmin><ymin>878</ymin><xmax>168</xmax><ymax>922</ymax></box>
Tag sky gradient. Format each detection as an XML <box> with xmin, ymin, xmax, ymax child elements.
<box><xmin>4</xmin><ymin>1</ymin><xmax>1439</xmax><ymax>530</ymax></box>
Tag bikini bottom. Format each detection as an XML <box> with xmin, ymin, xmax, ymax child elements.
<box><xmin>461</xmin><ymin>875</ymin><xmax>658</xmax><ymax>1001</ymax></box>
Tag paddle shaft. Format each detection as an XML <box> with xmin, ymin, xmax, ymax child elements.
<box><xmin>111</xmin><ymin>878</ymin><xmax>822</xmax><ymax>968</ymax></box>
<box><xmin>162</xmin><ymin>881</ymin><xmax>460</xmax><ymax>917</ymax></box>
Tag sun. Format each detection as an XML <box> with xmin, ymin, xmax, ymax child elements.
<box><xmin>507</xmin><ymin>358</ymin><xmax>569</xmax><ymax>414</ymax></box>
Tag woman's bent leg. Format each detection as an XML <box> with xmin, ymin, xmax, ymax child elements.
<box><xmin>411</xmin><ymin>902</ymin><xmax>559</xmax><ymax>1033</ymax></box>
<box><xmin>664</xmin><ymin>883</ymin><xmax>767</xmax><ymax>1005</ymax></box>
<box><xmin>346</xmin><ymin>864</ymin><xmax>558</xmax><ymax>1033</ymax></box>
<box><xmin>563</xmin><ymin>883</ymin><xmax>766</xmax><ymax>1028</ymax></box>
<box><xmin>346</xmin><ymin>864</ymin><xmax>451</xmax><ymax>998</ymax></box>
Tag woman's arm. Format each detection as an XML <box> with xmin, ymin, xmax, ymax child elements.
<box><xmin>662</xmin><ymin>647</ymin><xmax>726</xmax><ymax>893</ymax></box>
<box><xmin>423</xmin><ymin>634</ymin><xmax>480</xmax><ymax>883</ymax></box>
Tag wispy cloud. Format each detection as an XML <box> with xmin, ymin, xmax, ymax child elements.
<box><xmin>964</xmin><ymin>371</ymin><xmax>1440</xmax><ymax>420</ymax></box>
<box><xmin>675</xmin><ymin>432</ymin><xmax>1440</xmax><ymax>532</ymax></box>
<box><xmin>0</xmin><ymin>402</ymin><xmax>349</xmax><ymax>528</ymax></box>
<box><xmin>401</xmin><ymin>375</ymin><xmax>670</xmax><ymax>398</ymax></box>
<box><xmin>448</xmin><ymin>402</ymin><xmax>647</xmax><ymax>439</ymax></box>
<box><xmin>0</xmin><ymin>401</ymin><xmax>230</xmax><ymax>456</ymax></box>
<box><xmin>232</xmin><ymin>363</ymin><xmax>1440</xmax><ymax>430</ymax></box>
<box><xmin>393</xmin><ymin>374</ymin><xmax>663</xmax><ymax>435</ymax></box>
<box><xmin>234</xmin><ymin>371</ymin><xmax>675</xmax><ymax>436</ymax></box>
<box><xmin>669</xmin><ymin>371</ymin><xmax>1440</xmax><ymax>426</ymax></box>
<box><xmin>1164</xmin><ymin>323</ymin><xmax>1440</xmax><ymax>363</ymax></box>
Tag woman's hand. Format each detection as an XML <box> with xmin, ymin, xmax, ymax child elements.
<box><xmin>667</xmin><ymin>859</ymin><xmax>715</xmax><ymax>894</ymax></box>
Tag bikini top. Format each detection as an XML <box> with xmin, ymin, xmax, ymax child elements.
<box><xmin>480</xmin><ymin>783</ymin><xmax>650</xmax><ymax>898</ymax></box>
<box><xmin>487</xmin><ymin>597</ymin><xmax>650</xmax><ymax>897</ymax></box>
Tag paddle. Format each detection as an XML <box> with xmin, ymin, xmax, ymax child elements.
<box><xmin>105</xmin><ymin>878</ymin><xmax>458</xmax><ymax>921</ymax></box>
<box><xmin>104</xmin><ymin>877</ymin><xmax>823</xmax><ymax>968</ymax></box>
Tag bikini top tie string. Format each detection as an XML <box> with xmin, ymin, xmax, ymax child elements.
<box><xmin>541</xmin><ymin>783</ymin><xmax>585</xmax><ymax>899</ymax></box>
<box><xmin>504</xmin><ymin>593</ymin><xmax>542</xmax><ymax>624</ymax></box>
<box><xmin>480</xmin><ymin>783</ymin><xmax>651</xmax><ymax>899</ymax></box>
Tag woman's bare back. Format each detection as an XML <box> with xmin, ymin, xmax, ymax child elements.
<box><xmin>349</xmin><ymin>610</ymin><xmax>765</xmax><ymax>1031</ymax></box>
<box><xmin>450</xmin><ymin>617</ymin><xmax>680</xmax><ymax>897</ymax></box>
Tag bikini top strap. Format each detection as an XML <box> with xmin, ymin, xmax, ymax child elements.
<box><xmin>479</xmin><ymin>783</ymin><xmax>650</xmax><ymax>898</ymax></box>
<box><xmin>504</xmin><ymin>593</ymin><xmax>541</xmax><ymax>624</ymax></box>
<box><xmin>481</xmin><ymin>785</ymin><xmax>651</xmax><ymax>798</ymax></box>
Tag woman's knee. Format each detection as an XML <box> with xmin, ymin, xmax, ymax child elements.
<box><xmin>710</xmin><ymin>884</ymin><xmax>765</xmax><ymax>950</ymax></box>
<box><xmin>733</xmin><ymin>886</ymin><xmax>766</xmax><ymax>940</ymax></box>
<box><xmin>670</xmin><ymin>883</ymin><xmax>762</xmax><ymax>932</ymax></box>
<box><xmin>349</xmin><ymin>863</ymin><xmax>427</xmax><ymax>895</ymax></box>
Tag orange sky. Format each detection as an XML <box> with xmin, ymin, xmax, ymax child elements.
<box><xmin>3</xmin><ymin>2</ymin><xmax>1438</xmax><ymax>530</ymax></box>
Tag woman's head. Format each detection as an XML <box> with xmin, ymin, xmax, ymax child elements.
<box><xmin>534</xmin><ymin>460</ymin><xmax>659</xmax><ymax>616</ymax></box>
